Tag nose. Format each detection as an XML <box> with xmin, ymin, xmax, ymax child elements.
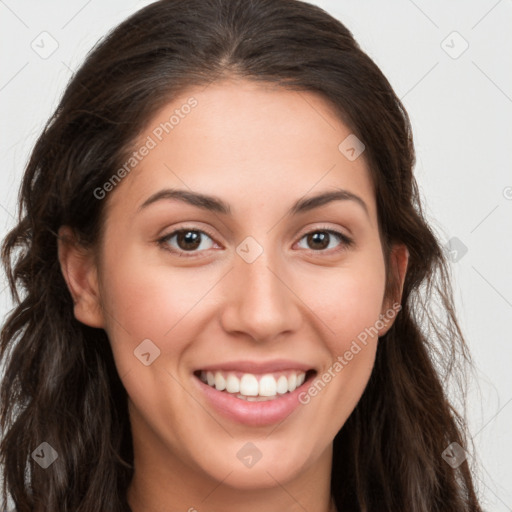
<box><xmin>219</xmin><ymin>248</ymin><xmax>302</xmax><ymax>343</ymax></box>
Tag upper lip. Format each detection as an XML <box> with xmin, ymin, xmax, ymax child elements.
<box><xmin>195</xmin><ymin>359</ymin><xmax>316</xmax><ymax>374</ymax></box>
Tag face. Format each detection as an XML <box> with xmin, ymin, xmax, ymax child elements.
<box><xmin>60</xmin><ymin>78</ymin><xmax>407</xmax><ymax>500</ymax></box>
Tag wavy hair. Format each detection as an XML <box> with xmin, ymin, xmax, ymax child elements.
<box><xmin>1</xmin><ymin>0</ymin><xmax>484</xmax><ymax>510</ymax></box>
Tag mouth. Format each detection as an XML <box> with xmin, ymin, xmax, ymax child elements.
<box><xmin>193</xmin><ymin>368</ymin><xmax>317</xmax><ymax>401</ymax></box>
<box><xmin>191</xmin><ymin>359</ymin><xmax>319</xmax><ymax>426</ymax></box>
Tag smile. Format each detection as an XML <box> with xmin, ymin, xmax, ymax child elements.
<box><xmin>193</xmin><ymin>367</ymin><xmax>317</xmax><ymax>426</ymax></box>
<box><xmin>196</xmin><ymin>369</ymin><xmax>312</xmax><ymax>400</ymax></box>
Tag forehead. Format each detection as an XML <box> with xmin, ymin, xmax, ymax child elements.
<box><xmin>106</xmin><ymin>78</ymin><xmax>376</xmax><ymax>221</ymax></box>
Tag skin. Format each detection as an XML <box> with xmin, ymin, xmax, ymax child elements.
<box><xmin>58</xmin><ymin>78</ymin><xmax>408</xmax><ymax>512</ymax></box>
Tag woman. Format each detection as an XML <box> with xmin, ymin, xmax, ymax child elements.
<box><xmin>0</xmin><ymin>0</ymin><xmax>484</xmax><ymax>510</ymax></box>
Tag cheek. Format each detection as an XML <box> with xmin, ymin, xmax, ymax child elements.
<box><xmin>300</xmin><ymin>265</ymin><xmax>385</xmax><ymax>420</ymax></box>
<box><xmin>98</xmin><ymin>252</ymin><xmax>221</xmax><ymax>373</ymax></box>
<box><xmin>303</xmin><ymin>255</ymin><xmax>386</xmax><ymax>346</ymax></box>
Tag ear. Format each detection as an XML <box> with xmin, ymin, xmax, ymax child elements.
<box><xmin>378</xmin><ymin>243</ymin><xmax>409</xmax><ymax>337</ymax></box>
<box><xmin>57</xmin><ymin>225</ymin><xmax>105</xmax><ymax>328</ymax></box>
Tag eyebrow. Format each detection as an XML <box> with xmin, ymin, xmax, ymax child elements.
<box><xmin>138</xmin><ymin>187</ymin><xmax>369</xmax><ymax>218</ymax></box>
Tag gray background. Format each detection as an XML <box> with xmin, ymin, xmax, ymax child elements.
<box><xmin>1</xmin><ymin>0</ymin><xmax>511</xmax><ymax>510</ymax></box>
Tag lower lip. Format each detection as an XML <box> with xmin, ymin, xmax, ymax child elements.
<box><xmin>193</xmin><ymin>372</ymin><xmax>315</xmax><ymax>427</ymax></box>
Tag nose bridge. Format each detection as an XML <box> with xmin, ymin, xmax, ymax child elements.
<box><xmin>220</xmin><ymin>241</ymin><xmax>301</xmax><ymax>341</ymax></box>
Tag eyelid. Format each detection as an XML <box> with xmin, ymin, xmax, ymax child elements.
<box><xmin>295</xmin><ymin>223</ymin><xmax>352</xmax><ymax>243</ymax></box>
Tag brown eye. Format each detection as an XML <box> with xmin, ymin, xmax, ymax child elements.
<box><xmin>176</xmin><ymin>230</ymin><xmax>202</xmax><ymax>251</ymax></box>
<box><xmin>296</xmin><ymin>229</ymin><xmax>353</xmax><ymax>253</ymax></box>
<box><xmin>305</xmin><ymin>232</ymin><xmax>330</xmax><ymax>250</ymax></box>
<box><xmin>158</xmin><ymin>229</ymin><xmax>216</xmax><ymax>255</ymax></box>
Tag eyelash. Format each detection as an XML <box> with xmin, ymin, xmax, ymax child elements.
<box><xmin>156</xmin><ymin>224</ymin><xmax>354</xmax><ymax>258</ymax></box>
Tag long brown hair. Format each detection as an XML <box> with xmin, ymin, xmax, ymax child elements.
<box><xmin>1</xmin><ymin>0</ymin><xmax>484</xmax><ymax>510</ymax></box>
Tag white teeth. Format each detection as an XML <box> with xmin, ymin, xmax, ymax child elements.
<box><xmin>206</xmin><ymin>372</ymin><xmax>216</xmax><ymax>386</ymax></box>
<box><xmin>201</xmin><ymin>370</ymin><xmax>308</xmax><ymax>398</ymax></box>
<box><xmin>258</xmin><ymin>374</ymin><xmax>277</xmax><ymax>396</ymax></box>
<box><xmin>214</xmin><ymin>371</ymin><xmax>226</xmax><ymax>391</ymax></box>
<box><xmin>276</xmin><ymin>375</ymin><xmax>289</xmax><ymax>394</ymax></box>
<box><xmin>226</xmin><ymin>374</ymin><xmax>240</xmax><ymax>393</ymax></box>
<box><xmin>240</xmin><ymin>374</ymin><xmax>259</xmax><ymax>396</ymax></box>
<box><xmin>287</xmin><ymin>373</ymin><xmax>297</xmax><ymax>392</ymax></box>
